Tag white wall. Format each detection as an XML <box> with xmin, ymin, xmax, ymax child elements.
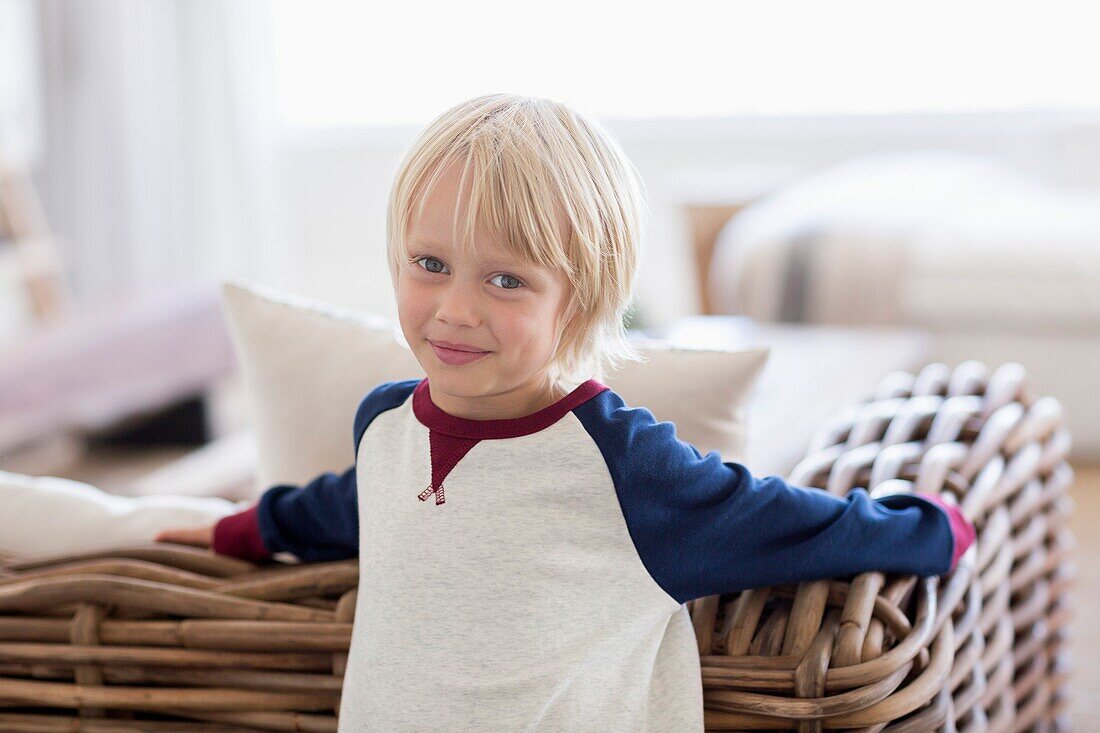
<box><xmin>278</xmin><ymin>109</ymin><xmax>1100</xmax><ymax>330</ymax></box>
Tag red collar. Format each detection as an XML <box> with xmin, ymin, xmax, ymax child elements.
<box><xmin>412</xmin><ymin>378</ymin><xmax>608</xmax><ymax>439</ymax></box>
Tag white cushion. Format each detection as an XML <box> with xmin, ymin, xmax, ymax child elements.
<box><xmin>0</xmin><ymin>469</ymin><xmax>249</xmax><ymax>559</ymax></box>
<box><xmin>221</xmin><ymin>280</ymin><xmax>770</xmax><ymax>489</ymax></box>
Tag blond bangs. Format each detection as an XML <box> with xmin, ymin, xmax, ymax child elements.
<box><xmin>387</xmin><ymin>94</ymin><xmax>648</xmax><ymax>384</ymax></box>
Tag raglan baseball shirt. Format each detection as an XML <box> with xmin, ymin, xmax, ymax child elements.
<box><xmin>213</xmin><ymin>377</ymin><xmax>976</xmax><ymax>733</ymax></box>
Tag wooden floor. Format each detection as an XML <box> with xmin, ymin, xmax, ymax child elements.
<box><xmin>1065</xmin><ymin>463</ymin><xmax>1099</xmax><ymax>729</ymax></box>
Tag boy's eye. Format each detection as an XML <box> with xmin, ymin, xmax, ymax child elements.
<box><xmin>489</xmin><ymin>274</ymin><xmax>524</xmax><ymax>290</ymax></box>
<box><xmin>415</xmin><ymin>256</ymin><xmax>448</xmax><ymax>274</ymax></box>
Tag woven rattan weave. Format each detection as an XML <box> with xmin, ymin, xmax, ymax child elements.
<box><xmin>0</xmin><ymin>361</ymin><xmax>1075</xmax><ymax>731</ymax></box>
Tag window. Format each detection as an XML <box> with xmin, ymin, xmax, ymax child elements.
<box><xmin>273</xmin><ymin>0</ymin><xmax>1100</xmax><ymax>128</ymax></box>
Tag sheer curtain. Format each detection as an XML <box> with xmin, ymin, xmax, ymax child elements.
<box><xmin>35</xmin><ymin>0</ymin><xmax>287</xmax><ymax>303</ymax></box>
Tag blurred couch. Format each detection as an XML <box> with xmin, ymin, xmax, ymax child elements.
<box><xmin>705</xmin><ymin>151</ymin><xmax>1100</xmax><ymax>462</ymax></box>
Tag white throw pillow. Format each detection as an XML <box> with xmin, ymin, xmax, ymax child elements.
<box><xmin>0</xmin><ymin>469</ymin><xmax>249</xmax><ymax>559</ymax></box>
<box><xmin>221</xmin><ymin>280</ymin><xmax>770</xmax><ymax>489</ymax></box>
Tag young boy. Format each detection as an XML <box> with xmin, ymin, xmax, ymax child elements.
<box><xmin>156</xmin><ymin>93</ymin><xmax>975</xmax><ymax>732</ymax></box>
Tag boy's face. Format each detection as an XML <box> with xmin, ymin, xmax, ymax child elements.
<box><xmin>396</xmin><ymin>163</ymin><xmax>573</xmax><ymax>419</ymax></box>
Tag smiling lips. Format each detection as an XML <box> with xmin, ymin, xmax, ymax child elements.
<box><xmin>428</xmin><ymin>339</ymin><xmax>491</xmax><ymax>366</ymax></box>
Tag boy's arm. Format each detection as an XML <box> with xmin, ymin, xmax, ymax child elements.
<box><xmin>212</xmin><ymin>377</ymin><xmax>423</xmax><ymax>563</ymax></box>
<box><xmin>575</xmin><ymin>391</ymin><xmax>977</xmax><ymax>604</ymax></box>
<box><xmin>213</xmin><ymin>466</ymin><xmax>358</xmax><ymax>563</ymax></box>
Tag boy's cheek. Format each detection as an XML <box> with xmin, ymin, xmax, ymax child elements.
<box><xmin>395</xmin><ymin>284</ymin><xmax>428</xmax><ymax>329</ymax></box>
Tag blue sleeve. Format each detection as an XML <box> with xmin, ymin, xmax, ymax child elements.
<box><xmin>257</xmin><ymin>467</ymin><xmax>357</xmax><ymax>562</ymax></box>
<box><xmin>573</xmin><ymin>390</ymin><xmax>958</xmax><ymax>604</ymax></box>
<box><xmin>249</xmin><ymin>378</ymin><xmax>420</xmax><ymax>563</ymax></box>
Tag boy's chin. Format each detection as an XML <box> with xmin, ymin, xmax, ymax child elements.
<box><xmin>423</xmin><ymin>365</ymin><xmax>491</xmax><ymax>392</ymax></box>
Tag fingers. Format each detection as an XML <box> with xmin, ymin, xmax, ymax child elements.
<box><xmin>154</xmin><ymin>526</ymin><xmax>214</xmax><ymax>549</ymax></box>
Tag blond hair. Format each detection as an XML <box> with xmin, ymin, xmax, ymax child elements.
<box><xmin>386</xmin><ymin>93</ymin><xmax>647</xmax><ymax>385</ymax></box>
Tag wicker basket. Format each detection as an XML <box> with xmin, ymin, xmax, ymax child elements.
<box><xmin>0</xmin><ymin>361</ymin><xmax>1075</xmax><ymax>732</ymax></box>
<box><xmin>688</xmin><ymin>361</ymin><xmax>1075</xmax><ymax>732</ymax></box>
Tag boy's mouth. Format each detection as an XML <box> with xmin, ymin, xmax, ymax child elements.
<box><xmin>428</xmin><ymin>339</ymin><xmax>491</xmax><ymax>366</ymax></box>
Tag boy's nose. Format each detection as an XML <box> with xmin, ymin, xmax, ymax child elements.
<box><xmin>434</xmin><ymin>281</ymin><xmax>481</xmax><ymax>328</ymax></box>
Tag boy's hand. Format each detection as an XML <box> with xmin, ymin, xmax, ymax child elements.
<box><xmin>154</xmin><ymin>525</ymin><xmax>215</xmax><ymax>549</ymax></box>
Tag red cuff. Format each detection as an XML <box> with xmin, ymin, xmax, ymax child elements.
<box><xmin>212</xmin><ymin>505</ymin><xmax>271</xmax><ymax>562</ymax></box>
<box><xmin>917</xmin><ymin>492</ymin><xmax>976</xmax><ymax>574</ymax></box>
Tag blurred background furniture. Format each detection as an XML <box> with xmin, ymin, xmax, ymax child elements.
<box><xmin>0</xmin><ymin>278</ymin><xmax>239</xmax><ymax>477</ymax></box>
<box><xmin>0</xmin><ymin>152</ymin><xmax>72</xmax><ymax>344</ymax></box>
<box><xmin>0</xmin><ymin>151</ymin><xmax>242</xmax><ymax>480</ymax></box>
<box><xmin>683</xmin><ymin>151</ymin><xmax>1100</xmax><ymax>465</ymax></box>
<box><xmin>655</xmin><ymin>315</ymin><xmax>931</xmax><ymax>478</ymax></box>
<box><xmin>671</xmin><ymin>163</ymin><xmax>805</xmax><ymax>316</ymax></box>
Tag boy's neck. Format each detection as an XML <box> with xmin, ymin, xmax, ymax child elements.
<box><xmin>425</xmin><ymin>377</ymin><xmax>576</xmax><ymax>422</ymax></box>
